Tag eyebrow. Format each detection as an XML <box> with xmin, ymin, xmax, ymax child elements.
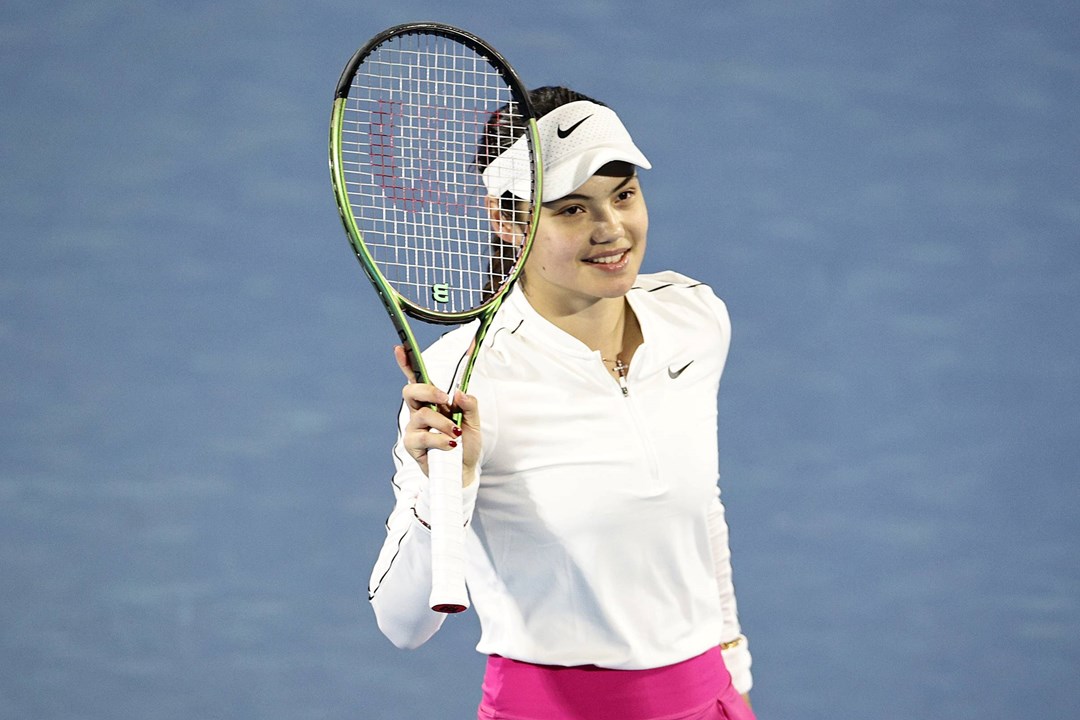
<box><xmin>543</xmin><ymin>175</ymin><xmax>637</xmax><ymax>206</ymax></box>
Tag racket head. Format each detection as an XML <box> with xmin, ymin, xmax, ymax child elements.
<box><xmin>329</xmin><ymin>23</ymin><xmax>541</xmax><ymax>327</ymax></box>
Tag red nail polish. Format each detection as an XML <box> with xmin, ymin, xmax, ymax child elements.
<box><xmin>452</xmin><ymin>426</ymin><xmax>463</xmax><ymax>437</ymax></box>
<box><xmin>448</xmin><ymin>439</ymin><xmax>458</xmax><ymax>449</ymax></box>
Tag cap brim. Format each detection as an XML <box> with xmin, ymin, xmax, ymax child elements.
<box><xmin>541</xmin><ymin>144</ymin><xmax>651</xmax><ymax>202</ymax></box>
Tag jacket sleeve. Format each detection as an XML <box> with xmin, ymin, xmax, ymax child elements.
<box><xmin>708</xmin><ymin>491</ymin><xmax>753</xmax><ymax>693</ymax></box>
<box><xmin>367</xmin><ymin>399</ymin><xmax>480</xmax><ymax>649</ymax></box>
<box><xmin>697</xmin><ymin>280</ymin><xmax>753</xmax><ymax>691</ymax></box>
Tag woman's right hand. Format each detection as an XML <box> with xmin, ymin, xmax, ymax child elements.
<box><xmin>394</xmin><ymin>345</ymin><xmax>481</xmax><ymax>486</ymax></box>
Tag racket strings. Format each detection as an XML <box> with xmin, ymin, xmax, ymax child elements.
<box><xmin>339</xmin><ymin>34</ymin><xmax>534</xmax><ymax>316</ymax></box>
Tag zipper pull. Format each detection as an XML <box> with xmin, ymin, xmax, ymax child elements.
<box><xmin>614</xmin><ymin>358</ymin><xmax>629</xmax><ymax>397</ymax></box>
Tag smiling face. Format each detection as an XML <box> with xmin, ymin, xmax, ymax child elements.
<box><xmin>520</xmin><ymin>164</ymin><xmax>648</xmax><ymax>318</ymax></box>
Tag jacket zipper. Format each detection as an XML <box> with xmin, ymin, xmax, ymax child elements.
<box><xmin>601</xmin><ymin>356</ymin><xmax>663</xmax><ymax>492</ymax></box>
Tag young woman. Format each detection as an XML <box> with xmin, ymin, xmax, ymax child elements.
<box><xmin>369</xmin><ymin>86</ymin><xmax>757</xmax><ymax>720</ymax></box>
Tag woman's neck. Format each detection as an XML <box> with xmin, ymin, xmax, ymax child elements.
<box><xmin>524</xmin><ymin>289</ymin><xmax>642</xmax><ymax>364</ymax></box>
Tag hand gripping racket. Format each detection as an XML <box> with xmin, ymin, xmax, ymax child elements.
<box><xmin>329</xmin><ymin>23</ymin><xmax>541</xmax><ymax>613</ymax></box>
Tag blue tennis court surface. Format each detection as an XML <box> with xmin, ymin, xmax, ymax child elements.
<box><xmin>2</xmin><ymin>2</ymin><xmax>1077</xmax><ymax>718</ymax></box>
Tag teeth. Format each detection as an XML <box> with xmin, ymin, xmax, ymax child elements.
<box><xmin>587</xmin><ymin>251</ymin><xmax>625</xmax><ymax>264</ymax></box>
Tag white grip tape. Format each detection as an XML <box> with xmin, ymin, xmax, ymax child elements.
<box><xmin>427</xmin><ymin>440</ymin><xmax>469</xmax><ymax>612</ymax></box>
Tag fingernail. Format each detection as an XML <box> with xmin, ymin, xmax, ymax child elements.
<box><xmin>452</xmin><ymin>426</ymin><xmax>463</xmax><ymax>437</ymax></box>
<box><xmin>448</xmin><ymin>439</ymin><xmax>458</xmax><ymax>449</ymax></box>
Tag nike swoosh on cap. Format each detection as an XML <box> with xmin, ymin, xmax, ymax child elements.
<box><xmin>556</xmin><ymin>114</ymin><xmax>593</xmax><ymax>139</ymax></box>
<box><xmin>668</xmin><ymin>361</ymin><xmax>694</xmax><ymax>379</ymax></box>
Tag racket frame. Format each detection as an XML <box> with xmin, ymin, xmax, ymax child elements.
<box><xmin>329</xmin><ymin>22</ymin><xmax>541</xmax><ymax>612</ymax></box>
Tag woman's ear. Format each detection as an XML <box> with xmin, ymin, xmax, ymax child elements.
<box><xmin>485</xmin><ymin>195</ymin><xmax>527</xmax><ymax>246</ymax></box>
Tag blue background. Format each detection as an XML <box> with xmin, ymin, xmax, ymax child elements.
<box><xmin>2</xmin><ymin>1</ymin><xmax>1078</xmax><ymax>718</ymax></box>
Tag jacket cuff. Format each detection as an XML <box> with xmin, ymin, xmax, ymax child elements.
<box><xmin>721</xmin><ymin>635</ymin><xmax>753</xmax><ymax>695</ymax></box>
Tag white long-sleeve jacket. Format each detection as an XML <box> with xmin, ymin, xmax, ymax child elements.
<box><xmin>368</xmin><ymin>271</ymin><xmax>753</xmax><ymax>693</ymax></box>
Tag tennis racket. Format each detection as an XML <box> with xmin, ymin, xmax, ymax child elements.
<box><xmin>329</xmin><ymin>23</ymin><xmax>541</xmax><ymax>613</ymax></box>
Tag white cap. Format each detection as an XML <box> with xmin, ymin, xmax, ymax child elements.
<box><xmin>482</xmin><ymin>100</ymin><xmax>651</xmax><ymax>203</ymax></box>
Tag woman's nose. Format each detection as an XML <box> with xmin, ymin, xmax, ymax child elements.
<box><xmin>590</xmin><ymin>210</ymin><xmax>622</xmax><ymax>244</ymax></box>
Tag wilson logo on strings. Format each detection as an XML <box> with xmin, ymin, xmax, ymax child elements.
<box><xmin>431</xmin><ymin>283</ymin><xmax>451</xmax><ymax>304</ymax></box>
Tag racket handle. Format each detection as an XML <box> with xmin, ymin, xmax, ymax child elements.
<box><xmin>427</xmin><ymin>441</ymin><xmax>469</xmax><ymax>613</ymax></box>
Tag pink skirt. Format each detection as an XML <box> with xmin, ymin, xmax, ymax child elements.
<box><xmin>477</xmin><ymin>646</ymin><xmax>756</xmax><ymax>720</ymax></box>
